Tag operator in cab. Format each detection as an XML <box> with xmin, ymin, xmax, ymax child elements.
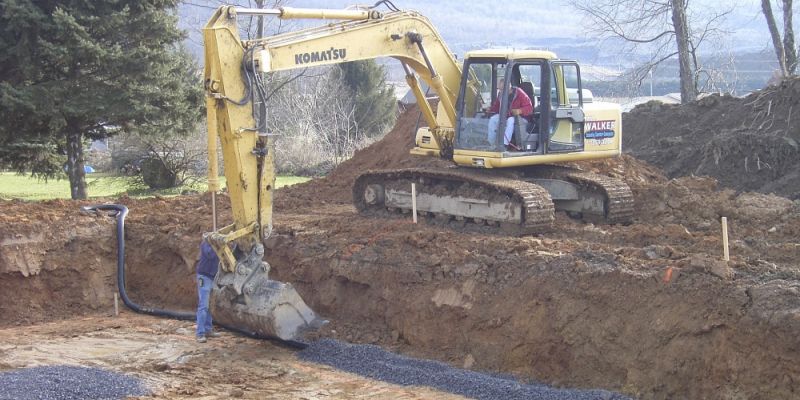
<box><xmin>485</xmin><ymin>78</ymin><xmax>533</xmax><ymax>149</ymax></box>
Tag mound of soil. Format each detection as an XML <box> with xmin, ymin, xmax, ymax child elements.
<box><xmin>570</xmin><ymin>154</ymin><xmax>669</xmax><ymax>189</ymax></box>
<box><xmin>2</xmin><ymin>98</ymin><xmax>800</xmax><ymax>399</ymax></box>
<box><xmin>277</xmin><ymin>105</ymin><xmax>451</xmax><ymax>209</ymax></box>
<box><xmin>279</xmin><ymin>104</ymin><xmax>668</xmax><ymax>209</ymax></box>
<box><xmin>1</xmin><ymin>181</ymin><xmax>799</xmax><ymax>399</ymax></box>
<box><xmin>624</xmin><ymin>78</ymin><xmax>800</xmax><ymax>199</ymax></box>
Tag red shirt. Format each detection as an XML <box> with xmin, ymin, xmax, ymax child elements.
<box><xmin>488</xmin><ymin>86</ymin><xmax>533</xmax><ymax>117</ymax></box>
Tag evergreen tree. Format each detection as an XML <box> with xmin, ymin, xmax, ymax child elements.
<box><xmin>0</xmin><ymin>0</ymin><xmax>202</xmax><ymax>199</ymax></box>
<box><xmin>336</xmin><ymin>60</ymin><xmax>396</xmax><ymax>138</ymax></box>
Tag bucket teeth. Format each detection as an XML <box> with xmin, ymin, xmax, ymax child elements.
<box><xmin>211</xmin><ymin>266</ymin><xmax>325</xmax><ymax>341</ymax></box>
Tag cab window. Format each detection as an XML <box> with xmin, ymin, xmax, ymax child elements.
<box><xmin>456</xmin><ymin>60</ymin><xmax>508</xmax><ymax>150</ymax></box>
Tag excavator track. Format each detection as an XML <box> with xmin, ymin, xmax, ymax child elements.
<box><xmin>563</xmin><ymin>171</ymin><xmax>634</xmax><ymax>224</ymax></box>
<box><xmin>523</xmin><ymin>166</ymin><xmax>634</xmax><ymax>224</ymax></box>
<box><xmin>353</xmin><ymin>168</ymin><xmax>555</xmax><ymax>234</ymax></box>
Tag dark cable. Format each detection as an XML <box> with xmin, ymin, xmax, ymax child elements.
<box><xmin>218</xmin><ymin>46</ymin><xmax>254</xmax><ymax>106</ymax></box>
<box><xmin>371</xmin><ymin>0</ymin><xmax>400</xmax><ymax>12</ymax></box>
<box><xmin>264</xmin><ymin>68</ymin><xmax>308</xmax><ymax>103</ymax></box>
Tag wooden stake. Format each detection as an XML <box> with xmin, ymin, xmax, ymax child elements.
<box><xmin>721</xmin><ymin>217</ymin><xmax>730</xmax><ymax>261</ymax></box>
<box><xmin>113</xmin><ymin>293</ymin><xmax>119</xmax><ymax>317</ymax></box>
<box><xmin>411</xmin><ymin>183</ymin><xmax>418</xmax><ymax>224</ymax></box>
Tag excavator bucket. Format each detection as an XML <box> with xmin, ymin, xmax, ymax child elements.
<box><xmin>210</xmin><ymin>257</ymin><xmax>325</xmax><ymax>341</ymax></box>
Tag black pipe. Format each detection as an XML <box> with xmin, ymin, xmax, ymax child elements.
<box><xmin>83</xmin><ymin>204</ymin><xmax>307</xmax><ymax>349</ymax></box>
<box><xmin>82</xmin><ymin>204</ymin><xmax>195</xmax><ymax>320</ymax></box>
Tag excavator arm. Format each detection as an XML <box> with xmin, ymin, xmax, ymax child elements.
<box><xmin>201</xmin><ymin>5</ymin><xmax>475</xmax><ymax>340</ymax></box>
<box><xmin>249</xmin><ymin>9</ymin><xmax>462</xmax><ymax>129</ymax></box>
<box><xmin>242</xmin><ymin>5</ymin><xmax>483</xmax><ymax>157</ymax></box>
<box><xmin>203</xmin><ymin>6</ymin><xmax>332</xmax><ymax>341</ymax></box>
<box><xmin>204</xmin><ymin>5</ymin><xmax>469</xmax><ymax>257</ymax></box>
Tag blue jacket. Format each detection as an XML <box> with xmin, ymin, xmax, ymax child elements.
<box><xmin>197</xmin><ymin>240</ymin><xmax>220</xmax><ymax>278</ymax></box>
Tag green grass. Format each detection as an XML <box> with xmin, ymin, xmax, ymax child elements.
<box><xmin>0</xmin><ymin>172</ymin><xmax>310</xmax><ymax>201</ymax></box>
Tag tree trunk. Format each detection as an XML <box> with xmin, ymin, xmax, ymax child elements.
<box><xmin>671</xmin><ymin>0</ymin><xmax>696</xmax><ymax>103</ymax></box>
<box><xmin>65</xmin><ymin>128</ymin><xmax>88</xmax><ymax>200</ymax></box>
<box><xmin>763</xmin><ymin>0</ymin><xmax>788</xmax><ymax>76</ymax></box>
<box><xmin>783</xmin><ymin>0</ymin><xmax>797</xmax><ymax>74</ymax></box>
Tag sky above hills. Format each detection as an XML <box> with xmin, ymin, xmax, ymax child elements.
<box><xmin>181</xmin><ymin>0</ymin><xmax>783</xmax><ymax>61</ymax></box>
<box><xmin>289</xmin><ymin>0</ymin><xmax>776</xmax><ymax>52</ymax></box>
<box><xmin>179</xmin><ymin>0</ymin><xmax>785</xmax><ymax>83</ymax></box>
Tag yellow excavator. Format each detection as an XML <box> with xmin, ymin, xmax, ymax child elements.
<box><xmin>202</xmin><ymin>3</ymin><xmax>633</xmax><ymax>339</ymax></box>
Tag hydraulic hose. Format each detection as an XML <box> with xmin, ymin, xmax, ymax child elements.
<box><xmin>82</xmin><ymin>204</ymin><xmax>306</xmax><ymax>348</ymax></box>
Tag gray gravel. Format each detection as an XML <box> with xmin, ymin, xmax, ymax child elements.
<box><xmin>0</xmin><ymin>365</ymin><xmax>148</xmax><ymax>400</ymax></box>
<box><xmin>299</xmin><ymin>339</ymin><xmax>631</xmax><ymax>400</ymax></box>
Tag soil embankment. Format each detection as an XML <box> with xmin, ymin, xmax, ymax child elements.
<box><xmin>624</xmin><ymin>78</ymin><xmax>800</xmax><ymax>199</ymax></box>
<box><xmin>1</xmin><ymin>105</ymin><xmax>799</xmax><ymax>399</ymax></box>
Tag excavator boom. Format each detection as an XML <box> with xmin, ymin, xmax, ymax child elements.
<box><xmin>201</xmin><ymin>4</ymin><xmax>477</xmax><ymax>339</ymax></box>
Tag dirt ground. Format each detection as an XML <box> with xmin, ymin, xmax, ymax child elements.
<box><xmin>0</xmin><ymin>313</ymin><xmax>464</xmax><ymax>399</ymax></box>
<box><xmin>624</xmin><ymin>77</ymin><xmax>800</xmax><ymax>199</ymax></box>
<box><xmin>1</xmin><ymin>107</ymin><xmax>799</xmax><ymax>399</ymax></box>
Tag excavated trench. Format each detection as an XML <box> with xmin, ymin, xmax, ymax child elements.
<box><xmin>1</xmin><ymin>184</ymin><xmax>798</xmax><ymax>399</ymax></box>
<box><xmin>2</xmin><ymin>106</ymin><xmax>800</xmax><ymax>399</ymax></box>
<box><xmin>265</xmin><ymin>206</ymin><xmax>800</xmax><ymax>400</ymax></box>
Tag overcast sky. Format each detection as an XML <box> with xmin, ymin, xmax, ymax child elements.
<box><xmin>181</xmin><ymin>0</ymin><xmax>788</xmax><ymax>67</ymax></box>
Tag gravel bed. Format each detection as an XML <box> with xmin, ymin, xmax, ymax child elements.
<box><xmin>0</xmin><ymin>365</ymin><xmax>148</xmax><ymax>400</ymax></box>
<box><xmin>299</xmin><ymin>339</ymin><xmax>631</xmax><ymax>400</ymax></box>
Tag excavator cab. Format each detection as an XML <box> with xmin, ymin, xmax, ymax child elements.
<box><xmin>454</xmin><ymin>51</ymin><xmax>587</xmax><ymax>158</ymax></box>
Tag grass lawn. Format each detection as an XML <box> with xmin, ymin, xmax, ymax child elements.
<box><xmin>0</xmin><ymin>172</ymin><xmax>310</xmax><ymax>201</ymax></box>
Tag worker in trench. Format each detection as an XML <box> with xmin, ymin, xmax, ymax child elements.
<box><xmin>196</xmin><ymin>235</ymin><xmax>222</xmax><ymax>343</ymax></box>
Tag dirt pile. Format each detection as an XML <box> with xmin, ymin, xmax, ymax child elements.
<box><xmin>278</xmin><ymin>105</ymin><xmax>451</xmax><ymax>208</ymax></box>
<box><xmin>279</xmin><ymin>104</ymin><xmax>666</xmax><ymax>209</ymax></box>
<box><xmin>570</xmin><ymin>154</ymin><xmax>669</xmax><ymax>189</ymax></box>
<box><xmin>2</xmin><ymin>103</ymin><xmax>800</xmax><ymax>398</ymax></box>
<box><xmin>2</xmin><ymin>175</ymin><xmax>799</xmax><ymax>398</ymax></box>
<box><xmin>624</xmin><ymin>78</ymin><xmax>800</xmax><ymax>199</ymax></box>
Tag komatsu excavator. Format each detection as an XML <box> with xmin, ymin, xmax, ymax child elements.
<box><xmin>202</xmin><ymin>3</ymin><xmax>633</xmax><ymax>339</ymax></box>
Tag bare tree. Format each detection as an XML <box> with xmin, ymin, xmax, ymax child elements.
<box><xmin>671</xmin><ymin>0</ymin><xmax>695</xmax><ymax>101</ymax></box>
<box><xmin>695</xmin><ymin>40</ymin><xmax>740</xmax><ymax>94</ymax></box>
<box><xmin>265</xmin><ymin>66</ymin><xmax>377</xmax><ymax>175</ymax></box>
<box><xmin>762</xmin><ymin>0</ymin><xmax>797</xmax><ymax>76</ymax></box>
<box><xmin>112</xmin><ymin>128</ymin><xmax>209</xmax><ymax>189</ymax></box>
<box><xmin>570</xmin><ymin>0</ymin><xmax>731</xmax><ymax>103</ymax></box>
